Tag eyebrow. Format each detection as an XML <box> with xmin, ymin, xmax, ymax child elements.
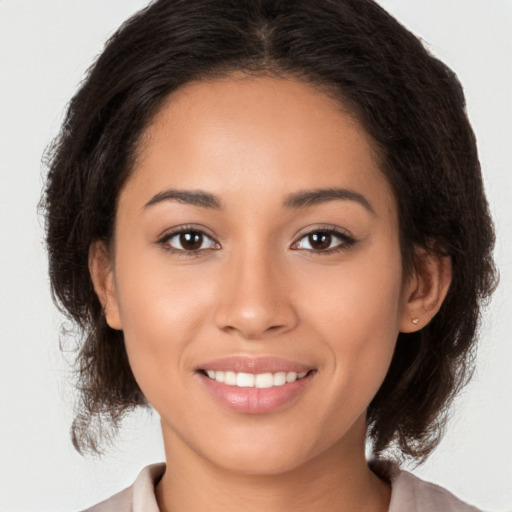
<box><xmin>143</xmin><ymin>186</ymin><xmax>375</xmax><ymax>215</ymax></box>
<box><xmin>283</xmin><ymin>188</ymin><xmax>376</xmax><ymax>215</ymax></box>
<box><xmin>144</xmin><ymin>189</ymin><xmax>223</xmax><ymax>210</ymax></box>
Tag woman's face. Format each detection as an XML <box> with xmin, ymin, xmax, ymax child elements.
<box><xmin>99</xmin><ymin>74</ymin><xmax>413</xmax><ymax>474</ymax></box>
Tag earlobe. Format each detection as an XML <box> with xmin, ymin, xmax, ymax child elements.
<box><xmin>88</xmin><ymin>241</ymin><xmax>122</xmax><ymax>330</ymax></box>
<box><xmin>399</xmin><ymin>249</ymin><xmax>452</xmax><ymax>333</ymax></box>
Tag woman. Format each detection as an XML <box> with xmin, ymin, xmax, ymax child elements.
<box><xmin>42</xmin><ymin>0</ymin><xmax>497</xmax><ymax>510</ymax></box>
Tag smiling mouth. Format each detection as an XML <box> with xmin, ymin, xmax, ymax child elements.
<box><xmin>199</xmin><ymin>370</ymin><xmax>312</xmax><ymax>388</ymax></box>
<box><xmin>197</xmin><ymin>362</ymin><xmax>316</xmax><ymax>413</ymax></box>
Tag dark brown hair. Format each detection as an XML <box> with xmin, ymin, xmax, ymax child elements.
<box><xmin>43</xmin><ymin>0</ymin><xmax>497</xmax><ymax>460</ymax></box>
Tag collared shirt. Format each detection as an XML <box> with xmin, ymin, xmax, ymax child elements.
<box><xmin>83</xmin><ymin>461</ymin><xmax>482</xmax><ymax>512</ymax></box>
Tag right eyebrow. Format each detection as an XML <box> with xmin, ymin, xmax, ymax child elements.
<box><xmin>143</xmin><ymin>189</ymin><xmax>224</xmax><ymax>210</ymax></box>
<box><xmin>283</xmin><ymin>187</ymin><xmax>376</xmax><ymax>216</ymax></box>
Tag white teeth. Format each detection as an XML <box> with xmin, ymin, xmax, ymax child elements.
<box><xmin>255</xmin><ymin>373</ymin><xmax>274</xmax><ymax>388</ymax></box>
<box><xmin>225</xmin><ymin>371</ymin><xmax>237</xmax><ymax>386</ymax></box>
<box><xmin>286</xmin><ymin>371</ymin><xmax>297</xmax><ymax>383</ymax></box>
<box><xmin>273</xmin><ymin>372</ymin><xmax>287</xmax><ymax>386</ymax></box>
<box><xmin>236</xmin><ymin>372</ymin><xmax>255</xmax><ymax>387</ymax></box>
<box><xmin>204</xmin><ymin>370</ymin><xmax>309</xmax><ymax>388</ymax></box>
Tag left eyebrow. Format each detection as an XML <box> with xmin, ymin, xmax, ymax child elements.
<box><xmin>283</xmin><ymin>188</ymin><xmax>376</xmax><ymax>215</ymax></box>
<box><xmin>143</xmin><ymin>189</ymin><xmax>224</xmax><ymax>210</ymax></box>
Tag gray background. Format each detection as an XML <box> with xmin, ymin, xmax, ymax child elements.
<box><xmin>1</xmin><ymin>1</ymin><xmax>511</xmax><ymax>510</ymax></box>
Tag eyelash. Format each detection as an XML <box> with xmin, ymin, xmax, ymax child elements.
<box><xmin>156</xmin><ymin>225</ymin><xmax>220</xmax><ymax>257</ymax></box>
<box><xmin>156</xmin><ymin>225</ymin><xmax>357</xmax><ymax>256</ymax></box>
<box><xmin>291</xmin><ymin>226</ymin><xmax>357</xmax><ymax>254</ymax></box>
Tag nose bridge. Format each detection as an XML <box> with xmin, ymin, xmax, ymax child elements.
<box><xmin>214</xmin><ymin>241</ymin><xmax>297</xmax><ymax>338</ymax></box>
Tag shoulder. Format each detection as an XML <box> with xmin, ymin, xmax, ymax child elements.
<box><xmin>371</xmin><ymin>460</ymin><xmax>483</xmax><ymax>512</ymax></box>
<box><xmin>81</xmin><ymin>487</ymin><xmax>132</xmax><ymax>512</ymax></box>
<box><xmin>81</xmin><ymin>463</ymin><xmax>166</xmax><ymax>512</ymax></box>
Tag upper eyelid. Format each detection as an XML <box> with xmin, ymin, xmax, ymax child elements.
<box><xmin>157</xmin><ymin>224</ymin><xmax>218</xmax><ymax>242</ymax></box>
<box><xmin>292</xmin><ymin>224</ymin><xmax>354</xmax><ymax>241</ymax></box>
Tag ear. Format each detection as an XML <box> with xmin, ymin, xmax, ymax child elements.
<box><xmin>399</xmin><ymin>248</ymin><xmax>452</xmax><ymax>333</ymax></box>
<box><xmin>88</xmin><ymin>241</ymin><xmax>122</xmax><ymax>330</ymax></box>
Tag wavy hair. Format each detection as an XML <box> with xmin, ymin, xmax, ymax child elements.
<box><xmin>43</xmin><ymin>0</ymin><xmax>497</xmax><ymax>459</ymax></box>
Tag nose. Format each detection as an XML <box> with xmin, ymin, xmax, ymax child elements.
<box><xmin>213</xmin><ymin>249</ymin><xmax>299</xmax><ymax>340</ymax></box>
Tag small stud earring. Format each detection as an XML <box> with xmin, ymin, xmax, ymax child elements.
<box><xmin>412</xmin><ymin>318</ymin><xmax>420</xmax><ymax>325</ymax></box>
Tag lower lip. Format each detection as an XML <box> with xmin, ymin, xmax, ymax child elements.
<box><xmin>198</xmin><ymin>372</ymin><xmax>314</xmax><ymax>414</ymax></box>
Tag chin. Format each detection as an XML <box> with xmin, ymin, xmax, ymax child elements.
<box><xmin>208</xmin><ymin>447</ymin><xmax>310</xmax><ymax>476</ymax></box>
<box><xmin>192</xmin><ymin>422</ymin><xmax>339</xmax><ymax>477</ymax></box>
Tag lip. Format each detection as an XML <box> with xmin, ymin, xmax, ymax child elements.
<box><xmin>196</xmin><ymin>356</ymin><xmax>313</xmax><ymax>374</ymax></box>
<box><xmin>196</xmin><ymin>356</ymin><xmax>316</xmax><ymax>414</ymax></box>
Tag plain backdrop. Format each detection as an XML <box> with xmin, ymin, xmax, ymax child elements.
<box><xmin>0</xmin><ymin>1</ymin><xmax>511</xmax><ymax>511</ymax></box>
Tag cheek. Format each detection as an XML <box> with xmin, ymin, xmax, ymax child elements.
<box><xmin>301</xmin><ymin>242</ymin><xmax>404</xmax><ymax>343</ymax></box>
<box><xmin>111</xmin><ymin>243</ymin><xmax>218</xmax><ymax>393</ymax></box>
<box><xmin>298</xmin><ymin>242</ymin><xmax>404</xmax><ymax>414</ymax></box>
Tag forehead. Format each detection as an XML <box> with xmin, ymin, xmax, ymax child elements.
<box><xmin>127</xmin><ymin>74</ymin><xmax>395</xmax><ymax>218</ymax></box>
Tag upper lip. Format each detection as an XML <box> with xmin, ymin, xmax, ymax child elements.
<box><xmin>197</xmin><ymin>356</ymin><xmax>313</xmax><ymax>374</ymax></box>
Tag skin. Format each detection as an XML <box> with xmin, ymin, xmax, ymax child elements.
<box><xmin>90</xmin><ymin>74</ymin><xmax>451</xmax><ymax>512</ymax></box>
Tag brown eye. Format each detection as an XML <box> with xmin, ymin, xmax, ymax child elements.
<box><xmin>161</xmin><ymin>229</ymin><xmax>219</xmax><ymax>253</ymax></box>
<box><xmin>179</xmin><ymin>231</ymin><xmax>204</xmax><ymax>251</ymax></box>
<box><xmin>308</xmin><ymin>232</ymin><xmax>332</xmax><ymax>250</ymax></box>
<box><xmin>292</xmin><ymin>229</ymin><xmax>356</xmax><ymax>253</ymax></box>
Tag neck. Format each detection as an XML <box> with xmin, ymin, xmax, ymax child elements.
<box><xmin>155</xmin><ymin>419</ymin><xmax>390</xmax><ymax>512</ymax></box>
